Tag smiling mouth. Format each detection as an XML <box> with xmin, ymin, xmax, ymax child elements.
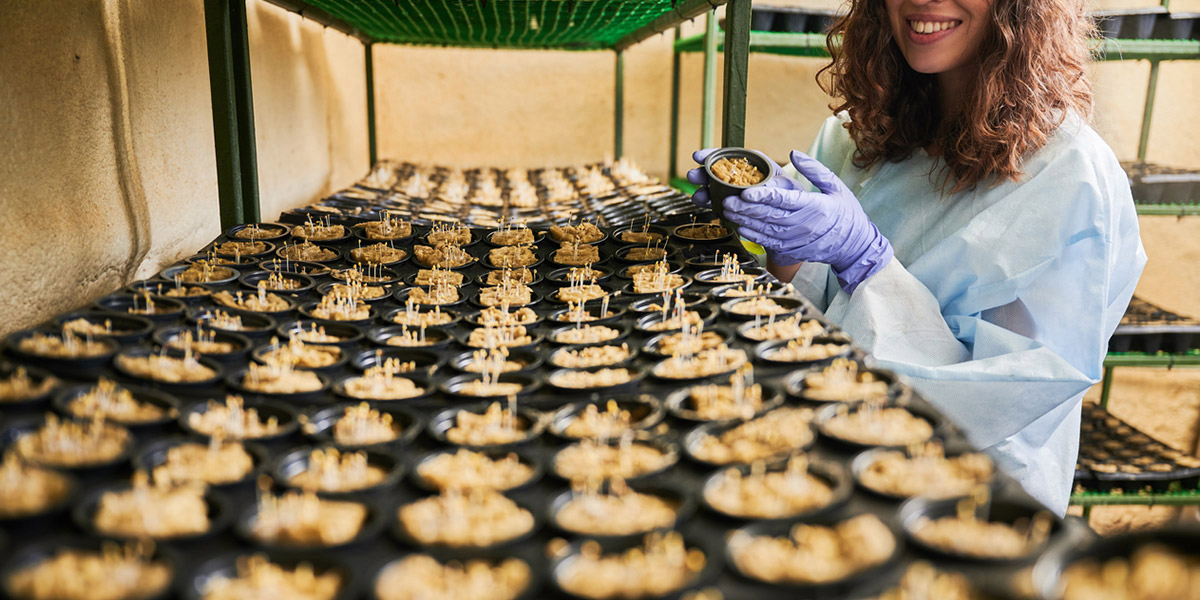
<box><xmin>907</xmin><ymin>19</ymin><xmax>962</xmax><ymax>34</ymax></box>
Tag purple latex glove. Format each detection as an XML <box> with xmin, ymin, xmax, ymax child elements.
<box><xmin>685</xmin><ymin>148</ymin><xmax>801</xmax><ymax>209</ymax></box>
<box><xmin>726</xmin><ymin>150</ymin><xmax>894</xmax><ymax>293</ymax></box>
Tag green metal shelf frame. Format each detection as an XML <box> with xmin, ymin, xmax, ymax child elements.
<box><xmin>1073</xmin><ymin>488</ymin><xmax>1200</xmax><ymax>507</ymax></box>
<box><xmin>205</xmin><ymin>0</ymin><xmax>754</xmax><ymax>227</ymax></box>
<box><xmin>1082</xmin><ymin>350</ymin><xmax>1200</xmax><ymax>517</ymax></box>
<box><xmin>665</xmin><ymin>30</ymin><xmax>1200</xmax><ymax>201</ymax></box>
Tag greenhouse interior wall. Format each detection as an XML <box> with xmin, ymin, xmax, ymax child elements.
<box><xmin>2</xmin><ymin>0</ymin><xmax>1199</xmax><ymax>531</ymax></box>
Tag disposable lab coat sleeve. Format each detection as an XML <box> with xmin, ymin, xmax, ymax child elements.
<box><xmin>792</xmin><ymin>114</ymin><xmax>1146</xmax><ymax>514</ymax></box>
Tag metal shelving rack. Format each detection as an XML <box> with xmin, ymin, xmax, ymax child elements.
<box><xmin>666</xmin><ymin>30</ymin><xmax>1200</xmax><ymax>215</ymax></box>
<box><xmin>201</xmin><ymin>0</ymin><xmax>752</xmax><ymax>229</ymax></box>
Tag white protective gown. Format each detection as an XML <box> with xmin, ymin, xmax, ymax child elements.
<box><xmin>785</xmin><ymin>112</ymin><xmax>1146</xmax><ymax>514</ymax></box>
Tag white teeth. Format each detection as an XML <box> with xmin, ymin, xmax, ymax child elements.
<box><xmin>909</xmin><ymin>20</ymin><xmax>958</xmax><ymax>34</ymax></box>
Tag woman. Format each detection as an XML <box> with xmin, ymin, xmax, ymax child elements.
<box><xmin>689</xmin><ymin>0</ymin><xmax>1145</xmax><ymax>514</ymax></box>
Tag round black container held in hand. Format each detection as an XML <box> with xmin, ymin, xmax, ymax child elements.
<box><xmin>702</xmin><ymin>147</ymin><xmax>778</xmax><ymax>234</ymax></box>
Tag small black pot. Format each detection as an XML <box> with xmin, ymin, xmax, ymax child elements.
<box><xmin>391</xmin><ymin>492</ymin><xmax>541</xmax><ymax>556</ymax></box>
<box><xmin>351</xmin><ymin>219</ymin><xmax>416</xmax><ymax>244</ymax></box>
<box><xmin>226</xmin><ymin>221</ymin><xmax>291</xmax><ymax>242</ymax></box>
<box><xmin>153</xmin><ymin>325</ymin><xmax>253</xmax><ymax>364</ymax></box>
<box><xmin>448</xmin><ymin>349</ymin><xmax>543</xmax><ymax>374</ymax></box>
<box><xmin>126</xmin><ymin>280</ymin><xmax>213</xmax><ymax>305</ymax></box>
<box><xmin>184</xmin><ymin>551</ymin><xmax>357</xmax><ymax>600</ymax></box>
<box><xmin>1</xmin><ymin>415</ymin><xmax>133</xmax><ymax>473</ymax></box>
<box><xmin>1</xmin><ymin>536</ymin><xmax>177</xmax><ymax>600</ymax></box>
<box><xmin>784</xmin><ymin>361</ymin><xmax>906</xmax><ymax>403</ymax></box>
<box><xmin>0</xmin><ymin>362</ymin><xmax>60</xmax><ymax>414</ymax></box>
<box><xmin>276</xmin><ymin>320</ymin><xmax>365</xmax><ymax>348</ymax></box>
<box><xmin>899</xmin><ymin>494</ymin><xmax>1063</xmax><ymax>564</ymax></box>
<box><xmin>331</xmin><ymin>373</ymin><xmax>436</xmax><ymax>404</ymax></box>
<box><xmin>53</xmin><ymin>382</ymin><xmax>180</xmax><ymax>431</ymax></box>
<box><xmin>615</xmin><ymin>260</ymin><xmax>685</xmax><ymax>280</ymax></box>
<box><xmin>428</xmin><ymin>402</ymin><xmax>546</xmax><ymax>450</ymax></box>
<box><xmin>316</xmin><ymin>281</ymin><xmax>396</xmax><ymax>303</ymax></box>
<box><xmin>330</xmin><ymin>264</ymin><xmax>403</xmax><ymax>285</ymax></box>
<box><xmin>671</xmin><ymin>221</ymin><xmax>735</xmax><ymax>246</ymax></box>
<box><xmin>699</xmin><ymin>457</ymin><xmax>852</xmax><ymax>522</ymax></box>
<box><xmin>547</xmin><ymin>532</ymin><xmax>722</xmax><ymax>600</ymax></box>
<box><xmin>251</xmin><ymin>340</ymin><xmax>348</xmax><ymax>375</ymax></box>
<box><xmin>409</xmin><ymin>447</ymin><xmax>544</xmax><ymax>494</ymax></box>
<box><xmin>351</xmin><ymin>347</ymin><xmax>445</xmax><ymax>373</ymax></box>
<box><xmin>289</xmin><ymin>222</ymin><xmax>353</xmax><ymax>245</ymax></box>
<box><xmin>474</xmin><ymin>268</ymin><xmax>545</xmax><ymax>287</ymax></box>
<box><xmin>297</xmin><ymin>300</ymin><xmax>375</xmax><ymax>325</ymax></box>
<box><xmin>546</xmin><ymin>481</ymin><xmax>696</xmax><ymax>545</ymax></box>
<box><xmin>239</xmin><ymin>270</ymin><xmax>317</xmax><ymax>295</ymax></box>
<box><xmin>635</xmin><ymin>305</ymin><xmax>718</xmax><ymax>333</ymax></box>
<box><xmin>302</xmin><ymin>403</ymin><xmax>424</xmax><ymax>450</ymax></box>
<box><xmin>160</xmin><ymin>262</ymin><xmax>240</xmax><ymax>285</ymax></box>
<box><xmin>233</xmin><ymin>495</ymin><xmax>387</xmax><ymax>552</ymax></box>
<box><xmin>711</xmin><ymin>281</ymin><xmax>790</xmax><ymax>299</ymax></box>
<box><xmin>72</xmin><ymin>484</ymin><xmax>232</xmax><ymax>543</ymax></box>
<box><xmin>225</xmin><ymin>366</ymin><xmax>331</xmax><ymax>404</ymax></box>
<box><xmin>273</xmin><ymin>445</ymin><xmax>405</xmax><ymax>497</ymax></box>
<box><xmin>187</xmin><ymin>307</ymin><xmax>277</xmax><ymax>340</ymax></box>
<box><xmin>814</xmin><ymin>401</ymin><xmax>944</xmax><ymax>451</ymax></box>
<box><xmin>546</xmin><ymin>342</ymin><xmax>638</xmax><ymax>369</ymax></box>
<box><xmin>112</xmin><ymin>346</ymin><xmax>225</xmax><ymax>394</ymax></box>
<box><xmin>3</xmin><ymin>329</ymin><xmax>118</xmax><ymax>379</ymax></box>
<box><xmin>724</xmin><ymin>515</ymin><xmax>904</xmax><ymax>596</ymax></box>
<box><xmin>548</xmin><ymin>437</ymin><xmax>680</xmax><ymax>483</ymax></box>
<box><xmin>547</xmin><ymin>395</ymin><xmax>665</xmax><ymax>440</ymax></box>
<box><xmin>461</xmin><ymin>307</ymin><xmax>539</xmax><ymax>328</ymax></box>
<box><xmin>134</xmin><ymin>436</ymin><xmax>269</xmax><ymax>489</ymax></box>
<box><xmin>546</xmin><ymin>265</ymin><xmax>614</xmax><ymax>284</ymax></box>
<box><xmin>439</xmin><ymin>373</ymin><xmax>542</xmax><ymax>402</ymax></box>
<box><xmin>484</xmin><ymin>228</ymin><xmax>547</xmax><ymax>247</ymax></box>
<box><xmin>257</xmin><ymin>258</ymin><xmax>333</xmax><ymax>279</ymax></box>
<box><xmin>207</xmin><ymin>239</ymin><xmax>277</xmax><ymax>259</ymax></box>
<box><xmin>683</xmin><ymin>415</ymin><xmax>817</xmax><ymax>468</ymax></box>
<box><xmin>720</xmin><ymin>296</ymin><xmax>805</xmax><ymax>321</ymax></box>
<box><xmin>213</xmin><ymin>290</ymin><xmax>298</xmax><ymax>317</ymax></box>
<box><xmin>693</xmin><ymin>266</ymin><xmax>770</xmax><ymax>286</ymax></box>
<box><xmin>393</xmin><ymin>286</ymin><xmax>470</xmax><ymax>309</ymax></box>
<box><xmin>368</xmin><ymin>325</ymin><xmax>454</xmax><ymax>350</ymax></box>
<box><xmin>665</xmin><ymin>382</ymin><xmax>785</xmax><ymax>423</ymax></box>
<box><xmin>51</xmin><ymin>311</ymin><xmax>155</xmax><ymax>344</ymax></box>
<box><xmin>94</xmin><ymin>294</ymin><xmax>186</xmax><ymax>324</ymax></box>
<box><xmin>544</xmin><ymin>366</ymin><xmax>645</xmax><ymax>395</ymax></box>
<box><xmin>547</xmin><ymin>323</ymin><xmax>631</xmax><ymax>346</ymax></box>
<box><xmin>178</xmin><ymin>397</ymin><xmax>300</xmax><ymax>444</ymax></box>
<box><xmin>629</xmin><ymin>291</ymin><xmax>709</xmax><ymax>313</ymax></box>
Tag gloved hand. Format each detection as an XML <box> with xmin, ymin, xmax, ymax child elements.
<box><xmin>691</xmin><ymin>149</ymin><xmax>893</xmax><ymax>293</ymax></box>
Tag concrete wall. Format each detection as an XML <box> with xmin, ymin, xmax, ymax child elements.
<box><xmin>0</xmin><ymin>0</ymin><xmax>367</xmax><ymax>336</ymax></box>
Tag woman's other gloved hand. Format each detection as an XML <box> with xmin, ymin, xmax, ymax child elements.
<box><xmin>688</xmin><ymin>149</ymin><xmax>893</xmax><ymax>293</ymax></box>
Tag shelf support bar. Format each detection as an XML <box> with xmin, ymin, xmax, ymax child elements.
<box><xmin>615</xmin><ymin>50</ymin><xmax>625</xmax><ymax>160</ymax></box>
<box><xmin>701</xmin><ymin>10</ymin><xmax>718</xmax><ymax>149</ymax></box>
<box><xmin>365</xmin><ymin>42</ymin><xmax>378</xmax><ymax>167</ymax></box>
<box><xmin>204</xmin><ymin>0</ymin><xmax>261</xmax><ymax>227</ymax></box>
<box><xmin>1137</xmin><ymin>60</ymin><xmax>1160</xmax><ymax>163</ymax></box>
<box><xmin>1099</xmin><ymin>366</ymin><xmax>1115</xmax><ymax>410</ymax></box>
<box><xmin>669</xmin><ymin>27</ymin><xmax>683</xmax><ymax>180</ymax></box>
<box><xmin>721</xmin><ymin>0</ymin><xmax>751</xmax><ymax>147</ymax></box>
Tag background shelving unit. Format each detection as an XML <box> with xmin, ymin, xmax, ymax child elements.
<box><xmin>201</xmin><ymin>0</ymin><xmax>754</xmax><ymax>229</ymax></box>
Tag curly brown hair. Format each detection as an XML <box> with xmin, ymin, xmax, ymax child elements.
<box><xmin>819</xmin><ymin>0</ymin><xmax>1095</xmax><ymax>193</ymax></box>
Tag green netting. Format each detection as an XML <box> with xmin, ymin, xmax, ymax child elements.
<box><xmin>302</xmin><ymin>0</ymin><xmax>684</xmax><ymax>49</ymax></box>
